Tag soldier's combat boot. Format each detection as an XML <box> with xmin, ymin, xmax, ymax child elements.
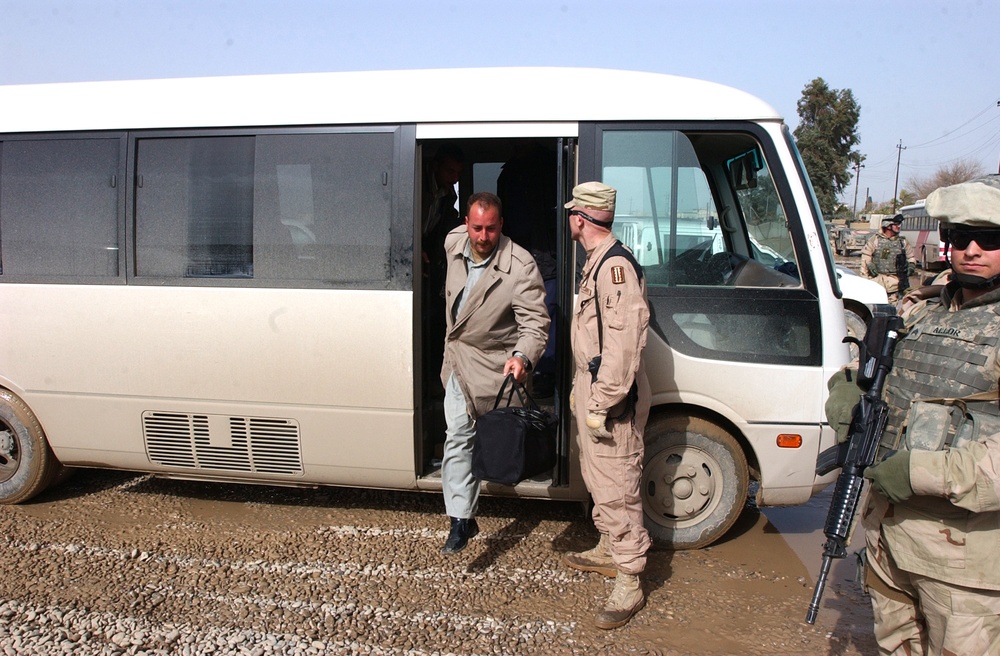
<box><xmin>562</xmin><ymin>534</ymin><xmax>617</xmax><ymax>578</ymax></box>
<box><xmin>594</xmin><ymin>572</ymin><xmax>645</xmax><ymax>630</ymax></box>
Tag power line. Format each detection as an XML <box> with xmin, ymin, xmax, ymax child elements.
<box><xmin>908</xmin><ymin>101</ymin><xmax>999</xmax><ymax>148</ymax></box>
<box><xmin>908</xmin><ymin>112</ymin><xmax>1000</xmax><ymax>151</ymax></box>
<box><xmin>902</xmin><ymin>127</ymin><xmax>1000</xmax><ymax>170</ymax></box>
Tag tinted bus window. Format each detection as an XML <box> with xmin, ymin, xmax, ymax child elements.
<box><xmin>0</xmin><ymin>138</ymin><xmax>120</xmax><ymax>278</ymax></box>
<box><xmin>136</xmin><ymin>136</ymin><xmax>255</xmax><ymax>278</ymax></box>
<box><xmin>254</xmin><ymin>132</ymin><xmax>394</xmax><ymax>283</ymax></box>
<box><xmin>135</xmin><ymin>131</ymin><xmax>395</xmax><ymax>285</ymax></box>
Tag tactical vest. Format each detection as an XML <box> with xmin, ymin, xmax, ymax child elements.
<box><xmin>869</xmin><ymin>234</ymin><xmax>906</xmax><ymax>275</ymax></box>
<box><xmin>884</xmin><ymin>298</ymin><xmax>1000</xmax><ymax>446</ymax></box>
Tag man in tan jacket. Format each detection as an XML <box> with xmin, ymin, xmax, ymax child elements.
<box><xmin>439</xmin><ymin>191</ymin><xmax>549</xmax><ymax>554</ymax></box>
<box><xmin>562</xmin><ymin>181</ymin><xmax>651</xmax><ymax>629</ymax></box>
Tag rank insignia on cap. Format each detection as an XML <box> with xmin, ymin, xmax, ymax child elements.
<box><xmin>611</xmin><ymin>265</ymin><xmax>626</xmax><ymax>284</ymax></box>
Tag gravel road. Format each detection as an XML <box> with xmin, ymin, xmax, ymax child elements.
<box><xmin>0</xmin><ymin>469</ymin><xmax>876</xmax><ymax>655</ymax></box>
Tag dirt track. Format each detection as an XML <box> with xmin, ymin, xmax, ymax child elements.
<box><xmin>0</xmin><ymin>469</ymin><xmax>877</xmax><ymax>655</ymax></box>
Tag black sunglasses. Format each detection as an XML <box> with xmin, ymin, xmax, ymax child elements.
<box><xmin>943</xmin><ymin>228</ymin><xmax>1000</xmax><ymax>251</ymax></box>
<box><xmin>568</xmin><ymin>209</ymin><xmax>612</xmax><ymax>227</ymax></box>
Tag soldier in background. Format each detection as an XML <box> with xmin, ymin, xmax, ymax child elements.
<box><xmin>827</xmin><ymin>175</ymin><xmax>1000</xmax><ymax>654</ymax></box>
<box><xmin>860</xmin><ymin>214</ymin><xmax>917</xmax><ymax>303</ymax></box>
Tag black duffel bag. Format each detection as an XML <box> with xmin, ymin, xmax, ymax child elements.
<box><xmin>472</xmin><ymin>373</ymin><xmax>557</xmax><ymax>486</ymax></box>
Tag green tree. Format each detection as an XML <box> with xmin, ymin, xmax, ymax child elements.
<box><xmin>793</xmin><ymin>78</ymin><xmax>862</xmax><ymax>217</ymax></box>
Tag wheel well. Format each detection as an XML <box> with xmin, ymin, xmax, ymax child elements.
<box><xmin>843</xmin><ymin>299</ymin><xmax>872</xmax><ymax>323</ymax></box>
<box><xmin>647</xmin><ymin>403</ymin><xmax>760</xmax><ymax>481</ymax></box>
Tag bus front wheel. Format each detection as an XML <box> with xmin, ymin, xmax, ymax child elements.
<box><xmin>0</xmin><ymin>389</ymin><xmax>57</xmax><ymax>504</ymax></box>
<box><xmin>641</xmin><ymin>414</ymin><xmax>749</xmax><ymax>550</ymax></box>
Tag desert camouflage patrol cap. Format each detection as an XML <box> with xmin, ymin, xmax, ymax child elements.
<box><xmin>925</xmin><ymin>174</ymin><xmax>1000</xmax><ymax>228</ymax></box>
<box><xmin>565</xmin><ymin>181</ymin><xmax>616</xmax><ymax>213</ymax></box>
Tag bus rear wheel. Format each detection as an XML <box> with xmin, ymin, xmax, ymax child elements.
<box><xmin>641</xmin><ymin>414</ymin><xmax>749</xmax><ymax>550</ymax></box>
<box><xmin>0</xmin><ymin>389</ymin><xmax>57</xmax><ymax>504</ymax></box>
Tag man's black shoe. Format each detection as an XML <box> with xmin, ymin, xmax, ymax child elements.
<box><xmin>441</xmin><ymin>517</ymin><xmax>479</xmax><ymax>554</ymax></box>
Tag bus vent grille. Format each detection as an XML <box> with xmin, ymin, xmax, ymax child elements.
<box><xmin>142</xmin><ymin>412</ymin><xmax>303</xmax><ymax>475</ymax></box>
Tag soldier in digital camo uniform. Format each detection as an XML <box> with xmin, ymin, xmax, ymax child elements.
<box><xmin>832</xmin><ymin>175</ymin><xmax>1000</xmax><ymax>655</ymax></box>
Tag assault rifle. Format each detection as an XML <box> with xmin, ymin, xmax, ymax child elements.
<box><xmin>805</xmin><ymin>304</ymin><xmax>903</xmax><ymax>625</ymax></box>
<box><xmin>895</xmin><ymin>252</ymin><xmax>910</xmax><ymax>297</ymax></box>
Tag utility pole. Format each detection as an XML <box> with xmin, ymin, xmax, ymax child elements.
<box><xmin>892</xmin><ymin>140</ymin><xmax>906</xmax><ymax>212</ymax></box>
<box><xmin>852</xmin><ymin>160</ymin><xmax>865</xmax><ymax>218</ymax></box>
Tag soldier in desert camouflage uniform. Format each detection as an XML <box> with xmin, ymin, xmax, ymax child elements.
<box><xmin>860</xmin><ymin>214</ymin><xmax>917</xmax><ymax>303</ymax></box>
<box><xmin>828</xmin><ymin>175</ymin><xmax>1000</xmax><ymax>655</ymax></box>
<box><xmin>560</xmin><ymin>181</ymin><xmax>652</xmax><ymax>630</ymax></box>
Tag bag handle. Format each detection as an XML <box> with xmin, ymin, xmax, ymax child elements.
<box><xmin>492</xmin><ymin>373</ymin><xmax>541</xmax><ymax>412</ymax></box>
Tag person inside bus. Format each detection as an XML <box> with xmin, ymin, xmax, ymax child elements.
<box><xmin>439</xmin><ymin>191</ymin><xmax>549</xmax><ymax>554</ymax></box>
<box><xmin>496</xmin><ymin>141</ymin><xmax>559</xmax><ymax>397</ymax></box>
<box><xmin>422</xmin><ymin>145</ymin><xmax>465</xmax><ymax>399</ymax></box>
<box><xmin>860</xmin><ymin>214</ymin><xmax>917</xmax><ymax>303</ymax></box>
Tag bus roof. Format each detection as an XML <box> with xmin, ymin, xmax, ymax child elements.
<box><xmin>899</xmin><ymin>200</ymin><xmax>927</xmax><ymax>214</ymax></box>
<box><xmin>0</xmin><ymin>67</ymin><xmax>782</xmax><ymax>133</ymax></box>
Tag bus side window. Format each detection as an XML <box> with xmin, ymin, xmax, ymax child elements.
<box><xmin>136</xmin><ymin>136</ymin><xmax>255</xmax><ymax>279</ymax></box>
<box><xmin>135</xmin><ymin>132</ymin><xmax>395</xmax><ymax>286</ymax></box>
<box><xmin>0</xmin><ymin>138</ymin><xmax>121</xmax><ymax>279</ymax></box>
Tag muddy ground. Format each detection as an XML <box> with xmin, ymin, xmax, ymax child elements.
<box><xmin>0</xmin><ymin>468</ymin><xmax>877</xmax><ymax>655</ymax></box>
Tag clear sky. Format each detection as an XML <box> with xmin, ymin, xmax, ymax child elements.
<box><xmin>1</xmin><ymin>0</ymin><xmax>997</xmax><ymax>208</ymax></box>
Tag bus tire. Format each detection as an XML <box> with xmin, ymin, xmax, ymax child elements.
<box><xmin>641</xmin><ymin>414</ymin><xmax>749</xmax><ymax>550</ymax></box>
<box><xmin>0</xmin><ymin>389</ymin><xmax>57</xmax><ymax>504</ymax></box>
<box><xmin>921</xmin><ymin>245</ymin><xmax>933</xmax><ymax>271</ymax></box>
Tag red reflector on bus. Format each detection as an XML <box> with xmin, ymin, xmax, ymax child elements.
<box><xmin>776</xmin><ymin>434</ymin><xmax>803</xmax><ymax>448</ymax></box>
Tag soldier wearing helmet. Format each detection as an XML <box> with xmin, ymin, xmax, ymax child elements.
<box><xmin>828</xmin><ymin>175</ymin><xmax>1000</xmax><ymax>654</ymax></box>
<box><xmin>860</xmin><ymin>213</ymin><xmax>917</xmax><ymax>303</ymax></box>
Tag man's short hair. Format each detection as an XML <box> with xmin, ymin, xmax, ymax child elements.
<box><xmin>467</xmin><ymin>191</ymin><xmax>502</xmax><ymax>215</ymax></box>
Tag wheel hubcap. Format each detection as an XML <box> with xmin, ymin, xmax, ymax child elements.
<box><xmin>643</xmin><ymin>446</ymin><xmax>722</xmax><ymax>528</ymax></box>
<box><xmin>0</xmin><ymin>428</ymin><xmax>19</xmax><ymax>482</ymax></box>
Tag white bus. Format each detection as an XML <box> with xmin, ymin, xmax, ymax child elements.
<box><xmin>0</xmin><ymin>68</ymin><xmax>849</xmax><ymax>549</ymax></box>
<box><xmin>899</xmin><ymin>200</ymin><xmax>947</xmax><ymax>271</ymax></box>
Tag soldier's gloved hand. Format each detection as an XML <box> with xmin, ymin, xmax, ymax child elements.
<box><xmin>825</xmin><ymin>367</ymin><xmax>861</xmax><ymax>443</ymax></box>
<box><xmin>585</xmin><ymin>411</ymin><xmax>612</xmax><ymax>443</ymax></box>
<box><xmin>864</xmin><ymin>450</ymin><xmax>913</xmax><ymax>503</ymax></box>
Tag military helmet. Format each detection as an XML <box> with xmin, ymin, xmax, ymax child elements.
<box><xmin>925</xmin><ymin>174</ymin><xmax>1000</xmax><ymax>229</ymax></box>
<box><xmin>881</xmin><ymin>214</ymin><xmax>904</xmax><ymax>228</ymax></box>
<box><xmin>926</xmin><ymin>175</ymin><xmax>1000</xmax><ymax>290</ymax></box>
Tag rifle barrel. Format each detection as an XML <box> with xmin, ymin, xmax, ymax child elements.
<box><xmin>806</xmin><ymin>553</ymin><xmax>834</xmax><ymax>624</ymax></box>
